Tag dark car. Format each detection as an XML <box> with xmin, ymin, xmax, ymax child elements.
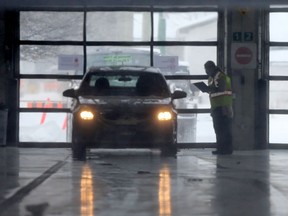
<box><xmin>63</xmin><ymin>66</ymin><xmax>187</xmax><ymax>160</ymax></box>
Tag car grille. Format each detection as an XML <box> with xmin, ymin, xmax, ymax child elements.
<box><xmin>102</xmin><ymin>110</ymin><xmax>151</xmax><ymax>125</ymax></box>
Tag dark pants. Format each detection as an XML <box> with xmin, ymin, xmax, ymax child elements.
<box><xmin>211</xmin><ymin>107</ymin><xmax>233</xmax><ymax>153</ymax></box>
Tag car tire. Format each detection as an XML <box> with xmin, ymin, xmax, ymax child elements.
<box><xmin>72</xmin><ymin>134</ymin><xmax>86</xmax><ymax>161</ymax></box>
<box><xmin>160</xmin><ymin>141</ymin><xmax>177</xmax><ymax>157</ymax></box>
<box><xmin>72</xmin><ymin>142</ymin><xmax>86</xmax><ymax>161</ymax></box>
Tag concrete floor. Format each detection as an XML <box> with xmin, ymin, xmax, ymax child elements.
<box><xmin>0</xmin><ymin>148</ymin><xmax>288</xmax><ymax>216</ymax></box>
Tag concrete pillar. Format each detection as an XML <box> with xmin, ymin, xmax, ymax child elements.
<box><xmin>0</xmin><ymin>10</ymin><xmax>7</xmax><ymax>106</ymax></box>
<box><xmin>1</xmin><ymin>11</ymin><xmax>18</xmax><ymax>146</ymax></box>
<box><xmin>228</xmin><ymin>8</ymin><xmax>265</xmax><ymax>150</ymax></box>
<box><xmin>0</xmin><ymin>10</ymin><xmax>8</xmax><ymax>147</ymax></box>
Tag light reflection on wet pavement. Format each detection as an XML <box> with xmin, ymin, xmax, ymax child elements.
<box><xmin>0</xmin><ymin>148</ymin><xmax>288</xmax><ymax>216</ymax></box>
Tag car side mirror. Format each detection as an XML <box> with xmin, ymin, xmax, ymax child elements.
<box><xmin>172</xmin><ymin>90</ymin><xmax>187</xmax><ymax>100</ymax></box>
<box><xmin>63</xmin><ymin>89</ymin><xmax>77</xmax><ymax>98</ymax></box>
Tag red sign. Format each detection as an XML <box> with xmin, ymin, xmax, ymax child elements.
<box><xmin>234</xmin><ymin>47</ymin><xmax>253</xmax><ymax>65</ymax></box>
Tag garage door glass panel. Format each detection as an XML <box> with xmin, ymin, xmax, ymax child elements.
<box><xmin>19</xmin><ymin>113</ymin><xmax>70</xmax><ymax>142</ymax></box>
<box><xmin>153</xmin><ymin>12</ymin><xmax>218</xmax><ymax>41</ymax></box>
<box><xmin>269</xmin><ymin>81</ymin><xmax>288</xmax><ymax>109</ymax></box>
<box><xmin>269</xmin><ymin>114</ymin><xmax>288</xmax><ymax>143</ymax></box>
<box><xmin>269</xmin><ymin>47</ymin><xmax>288</xmax><ymax>76</ymax></box>
<box><xmin>20</xmin><ymin>12</ymin><xmax>84</xmax><ymax>41</ymax></box>
<box><xmin>20</xmin><ymin>45</ymin><xmax>84</xmax><ymax>75</ymax></box>
<box><xmin>169</xmin><ymin>79</ymin><xmax>210</xmax><ymax>109</ymax></box>
<box><xmin>270</xmin><ymin>13</ymin><xmax>288</xmax><ymax>42</ymax></box>
<box><xmin>19</xmin><ymin>79</ymin><xmax>78</xmax><ymax>109</ymax></box>
<box><xmin>87</xmin><ymin>12</ymin><xmax>151</xmax><ymax>41</ymax></box>
<box><xmin>154</xmin><ymin>46</ymin><xmax>216</xmax><ymax>75</ymax></box>
<box><xmin>177</xmin><ymin>114</ymin><xmax>215</xmax><ymax>143</ymax></box>
<box><xmin>86</xmin><ymin>46</ymin><xmax>151</xmax><ymax>68</ymax></box>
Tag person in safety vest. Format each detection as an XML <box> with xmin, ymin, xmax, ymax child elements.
<box><xmin>204</xmin><ymin>60</ymin><xmax>233</xmax><ymax>155</ymax></box>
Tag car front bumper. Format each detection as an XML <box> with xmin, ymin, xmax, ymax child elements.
<box><xmin>72</xmin><ymin>116</ymin><xmax>176</xmax><ymax>147</ymax></box>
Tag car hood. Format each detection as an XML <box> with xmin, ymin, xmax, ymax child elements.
<box><xmin>78</xmin><ymin>96</ymin><xmax>172</xmax><ymax>106</ymax></box>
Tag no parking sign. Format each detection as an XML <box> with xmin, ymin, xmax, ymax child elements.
<box><xmin>231</xmin><ymin>43</ymin><xmax>257</xmax><ymax>69</ymax></box>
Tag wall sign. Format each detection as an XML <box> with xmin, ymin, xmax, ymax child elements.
<box><xmin>232</xmin><ymin>32</ymin><xmax>254</xmax><ymax>42</ymax></box>
<box><xmin>154</xmin><ymin>56</ymin><xmax>179</xmax><ymax>72</ymax></box>
<box><xmin>58</xmin><ymin>55</ymin><xmax>83</xmax><ymax>71</ymax></box>
<box><xmin>244</xmin><ymin>32</ymin><xmax>253</xmax><ymax>41</ymax></box>
<box><xmin>231</xmin><ymin>43</ymin><xmax>257</xmax><ymax>69</ymax></box>
<box><xmin>233</xmin><ymin>32</ymin><xmax>242</xmax><ymax>42</ymax></box>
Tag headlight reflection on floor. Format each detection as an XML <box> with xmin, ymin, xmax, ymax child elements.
<box><xmin>81</xmin><ymin>164</ymin><xmax>94</xmax><ymax>216</ymax></box>
<box><xmin>159</xmin><ymin>165</ymin><xmax>172</xmax><ymax>216</ymax></box>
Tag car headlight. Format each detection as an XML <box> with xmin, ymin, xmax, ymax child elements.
<box><xmin>80</xmin><ymin>110</ymin><xmax>94</xmax><ymax>120</ymax></box>
<box><xmin>157</xmin><ymin>111</ymin><xmax>172</xmax><ymax>121</ymax></box>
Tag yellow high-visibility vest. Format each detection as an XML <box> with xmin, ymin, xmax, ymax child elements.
<box><xmin>208</xmin><ymin>71</ymin><xmax>233</xmax><ymax>109</ymax></box>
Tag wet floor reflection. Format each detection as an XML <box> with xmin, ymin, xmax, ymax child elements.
<box><xmin>0</xmin><ymin>148</ymin><xmax>20</xmax><ymax>216</ymax></box>
<box><xmin>80</xmin><ymin>164</ymin><xmax>94</xmax><ymax>216</ymax></box>
<box><xmin>158</xmin><ymin>164</ymin><xmax>171</xmax><ymax>216</ymax></box>
<box><xmin>213</xmin><ymin>153</ymin><xmax>271</xmax><ymax>216</ymax></box>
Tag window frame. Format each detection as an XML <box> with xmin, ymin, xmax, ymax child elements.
<box><xmin>17</xmin><ymin>7</ymin><xmax>223</xmax><ymax>146</ymax></box>
<box><xmin>268</xmin><ymin>9</ymin><xmax>288</xmax><ymax>146</ymax></box>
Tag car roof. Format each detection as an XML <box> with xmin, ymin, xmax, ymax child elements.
<box><xmin>87</xmin><ymin>66</ymin><xmax>162</xmax><ymax>74</ymax></box>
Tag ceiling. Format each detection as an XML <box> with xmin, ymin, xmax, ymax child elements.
<box><xmin>0</xmin><ymin>0</ymin><xmax>283</xmax><ymax>10</ymax></box>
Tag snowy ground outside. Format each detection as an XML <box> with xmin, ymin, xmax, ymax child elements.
<box><xmin>19</xmin><ymin>112</ymin><xmax>287</xmax><ymax>144</ymax></box>
<box><xmin>19</xmin><ymin>113</ymin><xmax>215</xmax><ymax>143</ymax></box>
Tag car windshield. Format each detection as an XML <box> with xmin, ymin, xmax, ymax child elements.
<box><xmin>78</xmin><ymin>71</ymin><xmax>170</xmax><ymax>97</ymax></box>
